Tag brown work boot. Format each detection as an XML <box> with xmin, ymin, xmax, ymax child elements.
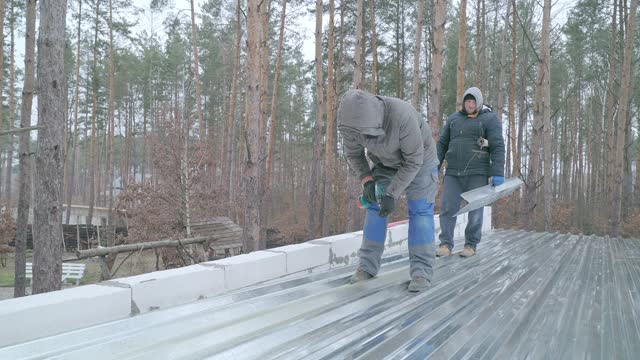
<box><xmin>408</xmin><ymin>276</ymin><xmax>431</xmax><ymax>292</ymax></box>
<box><xmin>460</xmin><ymin>245</ymin><xmax>476</xmax><ymax>257</ymax></box>
<box><xmin>436</xmin><ymin>244</ymin><xmax>451</xmax><ymax>257</ymax></box>
<box><xmin>349</xmin><ymin>268</ymin><xmax>374</xmax><ymax>284</ymax></box>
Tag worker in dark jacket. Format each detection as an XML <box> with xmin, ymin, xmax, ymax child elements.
<box><xmin>436</xmin><ymin>87</ymin><xmax>505</xmax><ymax>257</ymax></box>
<box><xmin>338</xmin><ymin>89</ymin><xmax>439</xmax><ymax>292</ymax></box>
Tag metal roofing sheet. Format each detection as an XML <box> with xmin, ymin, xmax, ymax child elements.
<box><xmin>1</xmin><ymin>229</ymin><xmax>639</xmax><ymax>359</ymax></box>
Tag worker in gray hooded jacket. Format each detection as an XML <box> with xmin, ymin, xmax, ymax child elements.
<box><xmin>337</xmin><ymin>89</ymin><xmax>439</xmax><ymax>292</ymax></box>
<box><xmin>436</xmin><ymin>87</ymin><xmax>505</xmax><ymax>258</ymax></box>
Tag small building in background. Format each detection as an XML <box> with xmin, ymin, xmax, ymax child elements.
<box><xmin>7</xmin><ymin>204</ymin><xmax>112</xmax><ymax>226</ymax></box>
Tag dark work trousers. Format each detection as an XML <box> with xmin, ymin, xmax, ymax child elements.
<box><xmin>438</xmin><ymin>174</ymin><xmax>488</xmax><ymax>250</ymax></box>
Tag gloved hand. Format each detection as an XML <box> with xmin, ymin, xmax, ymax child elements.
<box><xmin>378</xmin><ymin>194</ymin><xmax>396</xmax><ymax>217</ymax></box>
<box><xmin>362</xmin><ymin>179</ymin><xmax>377</xmax><ymax>203</ymax></box>
<box><xmin>492</xmin><ymin>176</ymin><xmax>505</xmax><ymax>187</ymax></box>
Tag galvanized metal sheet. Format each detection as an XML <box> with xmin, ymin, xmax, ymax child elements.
<box><xmin>453</xmin><ymin>177</ymin><xmax>524</xmax><ymax>216</ymax></box>
<box><xmin>1</xmin><ymin>229</ymin><xmax>639</xmax><ymax>359</ymax></box>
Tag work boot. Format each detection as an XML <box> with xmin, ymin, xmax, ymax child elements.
<box><xmin>349</xmin><ymin>268</ymin><xmax>374</xmax><ymax>284</ymax></box>
<box><xmin>408</xmin><ymin>276</ymin><xmax>431</xmax><ymax>292</ymax></box>
<box><xmin>460</xmin><ymin>245</ymin><xmax>476</xmax><ymax>257</ymax></box>
<box><xmin>436</xmin><ymin>244</ymin><xmax>451</xmax><ymax>257</ymax></box>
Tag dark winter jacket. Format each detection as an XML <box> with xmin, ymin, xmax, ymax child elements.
<box><xmin>338</xmin><ymin>89</ymin><xmax>439</xmax><ymax>199</ymax></box>
<box><xmin>437</xmin><ymin>87</ymin><xmax>505</xmax><ymax>177</ymax></box>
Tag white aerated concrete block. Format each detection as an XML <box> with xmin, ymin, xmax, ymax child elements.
<box><xmin>484</xmin><ymin>207</ymin><xmax>492</xmax><ymax>231</ymax></box>
<box><xmin>110</xmin><ymin>265</ymin><xmax>225</xmax><ymax>314</ymax></box>
<box><xmin>400</xmin><ymin>239</ymin><xmax>409</xmax><ymax>252</ymax></box>
<box><xmin>310</xmin><ymin>233</ymin><xmax>362</xmax><ymax>268</ymax></box>
<box><xmin>387</xmin><ymin>223</ymin><xmax>409</xmax><ymax>244</ymax></box>
<box><xmin>266</xmin><ymin>243</ymin><xmax>330</xmax><ymax>274</ymax></box>
<box><xmin>206</xmin><ymin>251</ymin><xmax>287</xmax><ymax>291</ymax></box>
<box><xmin>452</xmin><ymin>224</ymin><xmax>461</xmax><ymax>239</ymax></box>
<box><xmin>0</xmin><ymin>285</ymin><xmax>130</xmax><ymax>348</ymax></box>
<box><xmin>434</xmin><ymin>215</ymin><xmax>441</xmax><ymax>236</ymax></box>
<box><xmin>384</xmin><ymin>239</ymin><xmax>407</xmax><ymax>255</ymax></box>
<box><xmin>458</xmin><ymin>212</ymin><xmax>468</xmax><ymax>225</ymax></box>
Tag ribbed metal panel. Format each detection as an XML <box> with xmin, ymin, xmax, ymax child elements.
<box><xmin>1</xmin><ymin>229</ymin><xmax>639</xmax><ymax>359</ymax></box>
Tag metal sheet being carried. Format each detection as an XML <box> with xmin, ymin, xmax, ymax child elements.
<box><xmin>453</xmin><ymin>177</ymin><xmax>523</xmax><ymax>216</ymax></box>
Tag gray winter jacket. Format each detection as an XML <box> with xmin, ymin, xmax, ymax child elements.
<box><xmin>337</xmin><ymin>89</ymin><xmax>439</xmax><ymax>199</ymax></box>
<box><xmin>437</xmin><ymin>87</ymin><xmax>505</xmax><ymax>177</ymax></box>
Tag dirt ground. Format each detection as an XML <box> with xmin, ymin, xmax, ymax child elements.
<box><xmin>0</xmin><ymin>249</ymin><xmax>165</xmax><ymax>301</ymax></box>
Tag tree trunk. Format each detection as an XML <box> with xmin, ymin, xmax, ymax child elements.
<box><xmin>541</xmin><ymin>0</ymin><xmax>552</xmax><ymax>231</ymax></box>
<box><xmin>244</xmin><ymin>0</ymin><xmax>263</xmax><ymax>252</ymax></box>
<box><xmin>425</xmin><ymin>2</ymin><xmax>431</xmax><ymax>113</ymax></box>
<box><xmin>506</xmin><ymin>113</ymin><xmax>512</xmax><ymax>179</ymax></box>
<box><xmin>517</xmin><ymin>12</ymin><xmax>529</xmax><ymax>224</ymax></box>
<box><xmin>266</xmin><ymin>0</ymin><xmax>287</xmax><ymax>193</ymax></box>
<box><xmin>508</xmin><ymin>0</ymin><xmax>517</xmax><ymax>177</ymax></box>
<box><xmin>360</xmin><ymin>1</ymin><xmax>366</xmax><ymax>91</ymax></box>
<box><xmin>569</xmin><ymin>97</ymin><xmax>577</xmax><ymax>203</ymax></box>
<box><xmin>308</xmin><ymin>0</ymin><xmax>325</xmax><ymax>238</ymax></box>
<box><xmin>622</xmin><ymin>78</ymin><xmax>635</xmax><ymax>218</ymax></box>
<box><xmin>636</xmin><ymin>102</ymin><xmax>640</xmax><ymax>208</ymax></box>
<box><xmin>338</xmin><ymin>1</ymin><xmax>359</xmax><ymax>233</ymax></box>
<box><xmin>353</xmin><ymin>0</ymin><xmax>365</xmax><ymax>90</ymax></box>
<box><xmin>400</xmin><ymin>0</ymin><xmax>406</xmax><ymax>99</ymax></box>
<box><xmin>226</xmin><ymin>0</ymin><xmax>242</xmax><ymax>202</ymax></box>
<box><xmin>473</xmin><ymin>0</ymin><xmax>484</xmax><ymax>88</ymax></box>
<box><xmin>258</xmin><ymin>0</ymin><xmax>271</xmax><ymax>240</ymax></box>
<box><xmin>5</xmin><ymin>3</ymin><xmax>16</xmax><ymax>206</ymax></box>
<box><xmin>456</xmin><ymin>0</ymin><xmax>468</xmax><ymax>110</ymax></box>
<box><xmin>429</xmin><ymin>0</ymin><xmax>446</xmax><ymax>132</ymax></box>
<box><xmin>526</xmin><ymin>11</ymin><xmax>549</xmax><ymax>230</ymax></box>
<box><xmin>14</xmin><ymin>0</ymin><xmax>37</xmax><ymax>298</ymax></box>
<box><xmin>0</xmin><ymin>0</ymin><xmax>5</xmax><ymax>205</ymax></box>
<box><xmin>412</xmin><ymin>0</ymin><xmax>425</xmax><ymax>108</ymax></box>
<box><xmin>590</xmin><ymin>95</ymin><xmax>601</xmax><ymax>212</ymax></box>
<box><xmin>584</xmin><ymin>98</ymin><xmax>592</xmax><ymax>218</ymax></box>
<box><xmin>552</xmin><ymin>97</ymin><xmax>560</xmax><ymax>200</ymax></box>
<box><xmin>610</xmin><ymin>0</ymin><xmax>638</xmax><ymax>236</ymax></box>
<box><xmin>65</xmin><ymin>0</ymin><xmax>82</xmax><ymax>225</ymax></box>
<box><xmin>87</xmin><ymin>0</ymin><xmax>100</xmax><ymax>227</ymax></box>
<box><xmin>104</xmin><ymin>0</ymin><xmax>117</xmax><ymax>275</ymax></box>
<box><xmin>495</xmin><ymin>0</ymin><xmax>512</xmax><ymax>125</ymax></box>
<box><xmin>322</xmin><ymin>0</ymin><xmax>336</xmax><ymax>236</ymax></box>
<box><xmin>33</xmin><ymin>0</ymin><xmax>68</xmax><ymax>294</ymax></box>
<box><xmin>575</xmin><ymin>98</ymin><xmax>584</xmax><ymax>228</ymax></box>
<box><xmin>189</xmin><ymin>0</ymin><xmax>204</xmax><ymax>135</ymax></box>
<box><xmin>141</xmin><ymin>89</ymin><xmax>148</xmax><ymax>184</ymax></box>
<box><xmin>369</xmin><ymin>0</ymin><xmax>379</xmax><ymax>94</ymax></box>
<box><xmin>605</xmin><ymin>0</ymin><xmax>618</xmax><ymax>210</ymax></box>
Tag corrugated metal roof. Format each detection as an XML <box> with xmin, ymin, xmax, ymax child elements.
<box><xmin>2</xmin><ymin>229</ymin><xmax>639</xmax><ymax>359</ymax></box>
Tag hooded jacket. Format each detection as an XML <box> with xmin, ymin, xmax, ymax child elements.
<box><xmin>338</xmin><ymin>89</ymin><xmax>438</xmax><ymax>199</ymax></box>
<box><xmin>437</xmin><ymin>87</ymin><xmax>505</xmax><ymax>177</ymax></box>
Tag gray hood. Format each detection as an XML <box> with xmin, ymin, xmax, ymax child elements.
<box><xmin>462</xmin><ymin>87</ymin><xmax>484</xmax><ymax>113</ymax></box>
<box><xmin>337</xmin><ymin>89</ymin><xmax>385</xmax><ymax>136</ymax></box>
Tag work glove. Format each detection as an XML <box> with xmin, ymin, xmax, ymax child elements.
<box><xmin>362</xmin><ymin>179</ymin><xmax>377</xmax><ymax>204</ymax></box>
<box><xmin>378</xmin><ymin>194</ymin><xmax>396</xmax><ymax>217</ymax></box>
<box><xmin>492</xmin><ymin>176</ymin><xmax>505</xmax><ymax>187</ymax></box>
